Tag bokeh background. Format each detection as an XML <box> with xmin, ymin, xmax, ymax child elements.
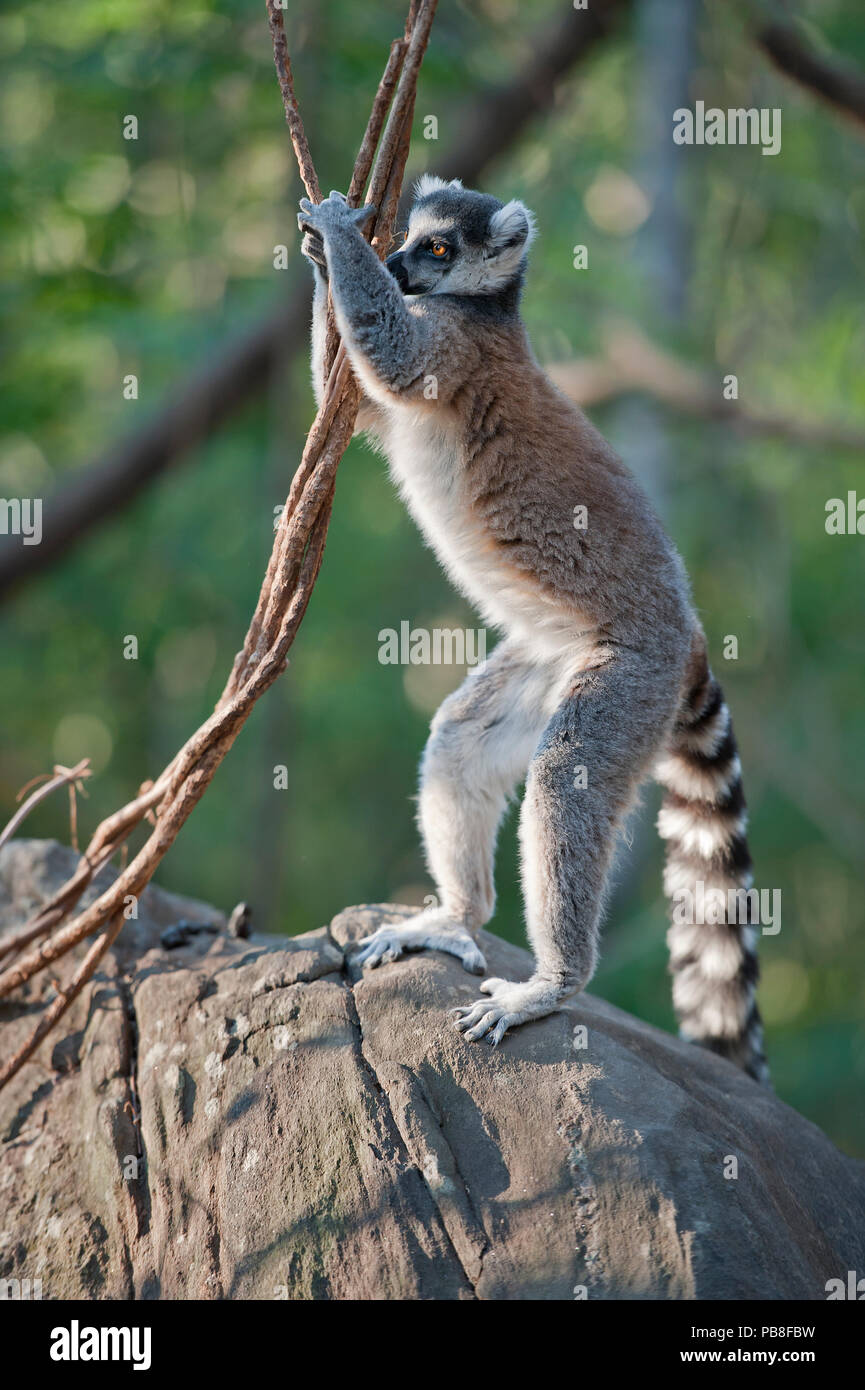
<box><xmin>1</xmin><ymin>0</ymin><xmax>863</xmax><ymax>1154</ymax></box>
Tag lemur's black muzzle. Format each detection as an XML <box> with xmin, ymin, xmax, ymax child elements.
<box><xmin>385</xmin><ymin>250</ymin><xmax>412</xmax><ymax>292</ymax></box>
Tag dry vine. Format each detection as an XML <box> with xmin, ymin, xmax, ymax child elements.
<box><xmin>0</xmin><ymin>0</ymin><xmax>438</xmax><ymax>1091</ymax></box>
<box><xmin>0</xmin><ymin>760</ymin><xmax>92</xmax><ymax>857</ymax></box>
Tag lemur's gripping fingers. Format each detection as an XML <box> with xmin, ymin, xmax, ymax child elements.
<box><xmin>452</xmin><ymin>976</ymin><xmax>569</xmax><ymax>1045</ymax></box>
<box><xmin>300</xmin><ymin>230</ymin><xmax>328</xmax><ymax>275</ymax></box>
<box><xmin>354</xmin><ymin>911</ymin><xmax>486</xmax><ymax>975</ymax></box>
<box><xmin>297</xmin><ymin>191</ymin><xmax>377</xmax><ymax>239</ymax></box>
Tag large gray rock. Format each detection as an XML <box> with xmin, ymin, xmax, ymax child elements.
<box><xmin>1</xmin><ymin>839</ymin><xmax>863</xmax><ymax>1300</ymax></box>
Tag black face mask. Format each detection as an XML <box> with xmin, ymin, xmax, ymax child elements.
<box><xmin>385</xmin><ymin>250</ymin><xmax>412</xmax><ymax>292</ymax></box>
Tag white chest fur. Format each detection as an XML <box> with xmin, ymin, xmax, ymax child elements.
<box><xmin>378</xmin><ymin>405</ymin><xmax>598</xmax><ymax>668</ymax></box>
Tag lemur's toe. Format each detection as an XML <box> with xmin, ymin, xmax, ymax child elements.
<box><xmin>459</xmin><ymin>942</ymin><xmax>487</xmax><ymax>975</ymax></box>
<box><xmin>462</xmin><ymin>1010</ymin><xmax>499</xmax><ymax>1042</ymax></box>
<box><xmin>355</xmin><ymin>929</ymin><xmax>403</xmax><ymax>968</ymax></box>
<box><xmin>488</xmin><ymin>1016</ymin><xmax>515</xmax><ymax>1046</ymax></box>
<box><xmin>451</xmin><ymin>996</ymin><xmax>515</xmax><ymax>1043</ymax></box>
<box><xmin>480</xmin><ymin>976</ymin><xmax>505</xmax><ymax>995</ymax></box>
<box><xmin>453</xmin><ymin>999</ymin><xmax>489</xmax><ymax>1032</ymax></box>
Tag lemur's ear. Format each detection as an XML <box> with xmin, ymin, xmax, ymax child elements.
<box><xmin>485</xmin><ymin>200</ymin><xmax>536</xmax><ymax>267</ymax></box>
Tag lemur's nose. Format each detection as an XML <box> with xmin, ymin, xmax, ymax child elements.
<box><xmin>385</xmin><ymin>251</ymin><xmax>410</xmax><ymax>291</ymax></box>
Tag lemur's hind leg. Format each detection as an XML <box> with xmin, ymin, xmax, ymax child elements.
<box><xmin>356</xmin><ymin>641</ymin><xmax>551</xmax><ymax>975</ymax></box>
<box><xmin>455</xmin><ymin>652</ymin><xmax>681</xmax><ymax>1043</ymax></box>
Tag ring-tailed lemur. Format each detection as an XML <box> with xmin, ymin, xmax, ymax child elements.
<box><xmin>298</xmin><ymin>176</ymin><xmax>768</xmax><ymax>1084</ymax></box>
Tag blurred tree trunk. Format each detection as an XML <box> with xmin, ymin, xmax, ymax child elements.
<box><xmin>605</xmin><ymin>0</ymin><xmax>697</xmax><ymax>926</ymax></box>
<box><xmin>612</xmin><ymin>0</ymin><xmax>696</xmax><ymax>503</ymax></box>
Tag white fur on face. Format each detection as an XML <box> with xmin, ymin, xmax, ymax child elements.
<box><xmin>402</xmin><ymin>189</ymin><xmax>537</xmax><ymax>298</ymax></box>
<box><xmin>437</xmin><ymin>200</ymin><xmax>536</xmax><ymax>296</ymax></box>
<box><xmin>406</xmin><ymin>212</ymin><xmax>459</xmax><ymax>245</ymax></box>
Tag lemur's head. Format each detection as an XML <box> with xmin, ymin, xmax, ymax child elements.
<box><xmin>386</xmin><ymin>175</ymin><xmax>536</xmax><ymax>303</ymax></box>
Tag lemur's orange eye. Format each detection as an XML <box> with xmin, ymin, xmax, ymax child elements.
<box><xmin>431</xmin><ymin>241</ymin><xmax>448</xmax><ymax>258</ymax></box>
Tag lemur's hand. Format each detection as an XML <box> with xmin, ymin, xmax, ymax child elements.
<box><xmin>297</xmin><ymin>190</ymin><xmax>376</xmax><ymax>242</ymax></box>
<box><xmin>300</xmin><ymin>229</ymin><xmax>328</xmax><ymax>277</ymax></box>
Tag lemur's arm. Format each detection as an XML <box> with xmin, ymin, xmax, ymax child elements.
<box><xmin>299</xmin><ymin>192</ymin><xmax>475</xmax><ymax>407</ymax></box>
<box><xmin>303</xmin><ymin>226</ymin><xmax>384</xmax><ymax>435</ymax></box>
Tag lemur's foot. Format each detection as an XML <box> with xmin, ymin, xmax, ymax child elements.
<box><xmin>452</xmin><ymin>975</ymin><xmax>567</xmax><ymax>1045</ymax></box>
<box><xmin>355</xmin><ymin>909</ymin><xmax>486</xmax><ymax>975</ymax></box>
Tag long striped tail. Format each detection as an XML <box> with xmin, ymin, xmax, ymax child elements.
<box><xmin>655</xmin><ymin>643</ymin><xmax>769</xmax><ymax>1085</ymax></box>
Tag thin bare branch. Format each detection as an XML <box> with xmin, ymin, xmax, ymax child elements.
<box><xmin>756</xmin><ymin>19</ymin><xmax>865</xmax><ymax>134</ymax></box>
<box><xmin>0</xmin><ymin>0</ymin><xmax>438</xmax><ymax>1085</ymax></box>
<box><xmin>266</xmin><ymin>0</ymin><xmax>323</xmax><ymax>201</ymax></box>
<box><xmin>347</xmin><ymin>38</ymin><xmax>408</xmax><ymax>207</ymax></box>
<box><xmin>0</xmin><ymin>914</ymin><xmax>124</xmax><ymax>1090</ymax></box>
<box><xmin>0</xmin><ymin>760</ymin><xmax>92</xmax><ymax>854</ymax></box>
<box><xmin>547</xmin><ymin>320</ymin><xmax>865</xmax><ymax>452</ymax></box>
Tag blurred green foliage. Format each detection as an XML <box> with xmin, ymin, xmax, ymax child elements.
<box><xmin>1</xmin><ymin>0</ymin><xmax>864</xmax><ymax>1154</ymax></box>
